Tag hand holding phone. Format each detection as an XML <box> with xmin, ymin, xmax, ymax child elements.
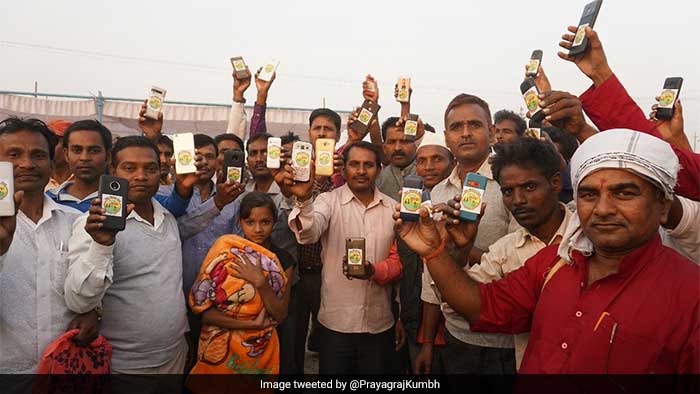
<box><xmin>362</xmin><ymin>74</ymin><xmax>379</xmax><ymax>103</ymax></box>
<box><xmin>97</xmin><ymin>175</ymin><xmax>129</xmax><ymax>232</ymax></box>
<box><xmin>526</xmin><ymin>50</ymin><xmax>543</xmax><ymax>77</ymax></box>
<box><xmin>520</xmin><ymin>78</ymin><xmax>545</xmax><ymax>123</ymax></box>
<box><xmin>349</xmin><ymin>99</ymin><xmax>381</xmax><ymax>136</ymax></box>
<box><xmin>291</xmin><ymin>141</ymin><xmax>313</xmax><ymax>182</ymax></box>
<box><xmin>314</xmin><ymin>138</ymin><xmax>335</xmax><ymax>177</ymax></box>
<box><xmin>223</xmin><ymin>150</ymin><xmax>245</xmax><ymax>184</ymax></box>
<box><xmin>144</xmin><ymin>86</ymin><xmax>166</xmax><ymax>120</ymax></box>
<box><xmin>400</xmin><ymin>175</ymin><xmax>424</xmax><ymax>222</ymax></box>
<box><xmin>267</xmin><ymin>137</ymin><xmax>282</xmax><ymax>169</ymax></box>
<box><xmin>403</xmin><ymin>114</ymin><xmax>419</xmax><ymax>141</ymax></box>
<box><xmin>655</xmin><ymin>77</ymin><xmax>683</xmax><ymax>120</ymax></box>
<box><xmin>173</xmin><ymin>133</ymin><xmax>197</xmax><ymax>175</ymax></box>
<box><xmin>567</xmin><ymin>0</ymin><xmax>603</xmax><ymax>58</ymax></box>
<box><xmin>231</xmin><ymin>56</ymin><xmax>252</xmax><ymax>80</ymax></box>
<box><xmin>258</xmin><ymin>60</ymin><xmax>279</xmax><ymax>82</ymax></box>
<box><xmin>460</xmin><ymin>173</ymin><xmax>487</xmax><ymax>222</ymax></box>
<box><xmin>344</xmin><ymin>238</ymin><xmax>371</xmax><ymax>279</ymax></box>
<box><xmin>396</xmin><ymin>76</ymin><xmax>411</xmax><ymax>103</ymax></box>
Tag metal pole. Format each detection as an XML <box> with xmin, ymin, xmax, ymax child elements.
<box><xmin>96</xmin><ymin>91</ymin><xmax>104</xmax><ymax>122</ymax></box>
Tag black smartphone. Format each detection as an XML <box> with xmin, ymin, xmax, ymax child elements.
<box><xmin>655</xmin><ymin>77</ymin><xmax>683</xmax><ymax>120</ymax></box>
<box><xmin>223</xmin><ymin>150</ymin><xmax>245</xmax><ymax>184</ymax></box>
<box><xmin>350</xmin><ymin>99</ymin><xmax>381</xmax><ymax>135</ymax></box>
<box><xmin>400</xmin><ymin>175</ymin><xmax>424</xmax><ymax>222</ymax></box>
<box><xmin>567</xmin><ymin>0</ymin><xmax>604</xmax><ymax>58</ymax></box>
<box><xmin>520</xmin><ymin>78</ymin><xmax>545</xmax><ymax>123</ymax></box>
<box><xmin>526</xmin><ymin>50</ymin><xmax>543</xmax><ymax>77</ymax></box>
<box><xmin>98</xmin><ymin>175</ymin><xmax>128</xmax><ymax>231</ymax></box>
<box><xmin>345</xmin><ymin>238</ymin><xmax>366</xmax><ymax>278</ymax></box>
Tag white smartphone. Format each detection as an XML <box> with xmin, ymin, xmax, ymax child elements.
<box><xmin>172</xmin><ymin>133</ymin><xmax>197</xmax><ymax>174</ymax></box>
<box><xmin>267</xmin><ymin>137</ymin><xmax>281</xmax><ymax>169</ymax></box>
<box><xmin>0</xmin><ymin>162</ymin><xmax>15</xmax><ymax>217</ymax></box>
<box><xmin>291</xmin><ymin>141</ymin><xmax>312</xmax><ymax>182</ymax></box>
<box><xmin>397</xmin><ymin>76</ymin><xmax>411</xmax><ymax>103</ymax></box>
<box><xmin>258</xmin><ymin>60</ymin><xmax>280</xmax><ymax>82</ymax></box>
<box><xmin>145</xmin><ymin>86</ymin><xmax>166</xmax><ymax>120</ymax></box>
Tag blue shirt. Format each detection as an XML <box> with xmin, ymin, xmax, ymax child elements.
<box><xmin>47</xmin><ymin>181</ymin><xmax>190</xmax><ymax>217</ymax></box>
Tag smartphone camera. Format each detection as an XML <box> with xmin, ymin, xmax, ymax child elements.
<box><xmin>109</xmin><ymin>181</ymin><xmax>121</xmax><ymax>191</ymax></box>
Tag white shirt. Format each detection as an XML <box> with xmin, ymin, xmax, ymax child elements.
<box><xmin>0</xmin><ymin>197</ymin><xmax>81</xmax><ymax>373</ymax></box>
<box><xmin>666</xmin><ymin>195</ymin><xmax>700</xmax><ymax>263</ymax></box>
<box><xmin>226</xmin><ymin>101</ymin><xmax>248</xmax><ymax>140</ymax></box>
<box><xmin>64</xmin><ymin>199</ymin><xmax>188</xmax><ymax>369</ymax></box>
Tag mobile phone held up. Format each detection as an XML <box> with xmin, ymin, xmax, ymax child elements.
<box><xmin>350</xmin><ymin>99</ymin><xmax>381</xmax><ymax>136</ymax></box>
<box><xmin>400</xmin><ymin>175</ymin><xmax>424</xmax><ymax>222</ymax></box>
<box><xmin>98</xmin><ymin>175</ymin><xmax>129</xmax><ymax>231</ymax></box>
<box><xmin>230</xmin><ymin>56</ymin><xmax>251</xmax><ymax>80</ymax></box>
<box><xmin>568</xmin><ymin>0</ymin><xmax>603</xmax><ymax>58</ymax></box>
<box><xmin>404</xmin><ymin>114</ymin><xmax>419</xmax><ymax>141</ymax></box>
<box><xmin>656</xmin><ymin>77</ymin><xmax>683</xmax><ymax>120</ymax></box>
<box><xmin>173</xmin><ymin>133</ymin><xmax>197</xmax><ymax>175</ymax></box>
<box><xmin>460</xmin><ymin>173</ymin><xmax>487</xmax><ymax>222</ymax></box>
<box><xmin>224</xmin><ymin>150</ymin><xmax>245</xmax><ymax>184</ymax></box>
<box><xmin>0</xmin><ymin>162</ymin><xmax>14</xmax><ymax>217</ymax></box>
<box><xmin>266</xmin><ymin>137</ymin><xmax>281</xmax><ymax>169</ymax></box>
<box><xmin>396</xmin><ymin>76</ymin><xmax>411</xmax><ymax>103</ymax></box>
<box><xmin>520</xmin><ymin>78</ymin><xmax>545</xmax><ymax>123</ymax></box>
<box><xmin>315</xmin><ymin>138</ymin><xmax>335</xmax><ymax>177</ymax></box>
<box><xmin>524</xmin><ymin>119</ymin><xmax>542</xmax><ymax>139</ymax></box>
<box><xmin>291</xmin><ymin>141</ymin><xmax>312</xmax><ymax>183</ymax></box>
<box><xmin>258</xmin><ymin>60</ymin><xmax>280</xmax><ymax>82</ymax></box>
<box><xmin>145</xmin><ymin>86</ymin><xmax>166</xmax><ymax>120</ymax></box>
<box><xmin>345</xmin><ymin>238</ymin><xmax>366</xmax><ymax>278</ymax></box>
<box><xmin>526</xmin><ymin>50</ymin><xmax>543</xmax><ymax>77</ymax></box>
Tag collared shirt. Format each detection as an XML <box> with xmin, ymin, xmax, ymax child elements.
<box><xmin>297</xmin><ymin>177</ymin><xmax>335</xmax><ymax>274</ymax></box>
<box><xmin>377</xmin><ymin>160</ymin><xmax>417</xmax><ymax>202</ymax></box>
<box><xmin>64</xmin><ymin>199</ymin><xmax>188</xmax><ymax>370</ymax></box>
<box><xmin>421</xmin><ymin>158</ymin><xmax>516</xmax><ymax>348</ymax></box>
<box><xmin>666</xmin><ymin>196</ymin><xmax>700</xmax><ymax>263</ymax></box>
<box><xmin>48</xmin><ymin>181</ymin><xmax>191</xmax><ymax>217</ymax></box>
<box><xmin>45</xmin><ymin>174</ymin><xmax>75</xmax><ymax>193</ymax></box>
<box><xmin>472</xmin><ymin>234</ymin><xmax>699</xmax><ymax>373</ymax></box>
<box><xmin>226</xmin><ymin>101</ymin><xmax>248</xmax><ymax>140</ymax></box>
<box><xmin>289</xmin><ymin>184</ymin><xmax>397</xmax><ymax>334</ymax></box>
<box><xmin>468</xmin><ymin>203</ymin><xmax>573</xmax><ymax>368</ymax></box>
<box><xmin>0</xmin><ymin>197</ymin><xmax>81</xmax><ymax>373</ymax></box>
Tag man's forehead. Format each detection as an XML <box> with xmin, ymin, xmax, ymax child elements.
<box><xmin>0</xmin><ymin>130</ymin><xmax>50</xmax><ymax>151</ymax></box>
<box><xmin>311</xmin><ymin>115</ymin><xmax>337</xmax><ymax>129</ymax></box>
<box><xmin>446</xmin><ymin>103</ymin><xmax>489</xmax><ymax>125</ymax></box>
<box><xmin>116</xmin><ymin>146</ymin><xmax>158</xmax><ymax>164</ymax></box>
<box><xmin>579</xmin><ymin>168</ymin><xmax>648</xmax><ymax>188</ymax></box>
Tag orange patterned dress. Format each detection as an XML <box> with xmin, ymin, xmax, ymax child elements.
<box><xmin>188</xmin><ymin>235</ymin><xmax>287</xmax><ymax>377</ymax></box>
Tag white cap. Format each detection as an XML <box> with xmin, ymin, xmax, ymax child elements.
<box><xmin>417</xmin><ymin>131</ymin><xmax>449</xmax><ymax>152</ymax></box>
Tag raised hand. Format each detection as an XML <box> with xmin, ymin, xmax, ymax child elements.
<box><xmin>213</xmin><ymin>173</ymin><xmax>245</xmax><ymax>211</ymax></box>
<box><xmin>233</xmin><ymin>70</ymin><xmax>252</xmax><ymax>103</ymax></box>
<box><xmin>85</xmin><ymin>198</ymin><xmax>134</xmax><ymax>246</ymax></box>
<box><xmin>173</xmin><ymin>150</ymin><xmax>206</xmax><ymax>198</ymax></box>
<box><xmin>281</xmin><ymin>160</ymin><xmax>315</xmax><ymax>202</ymax></box>
<box><xmin>434</xmin><ymin>195</ymin><xmax>482</xmax><ymax>250</ymax></box>
<box><xmin>393</xmin><ymin>204</ymin><xmax>443</xmax><ymax>258</ymax></box>
<box><xmin>0</xmin><ymin>191</ymin><xmax>23</xmax><ymax>256</ymax></box>
<box><xmin>526</xmin><ymin>63</ymin><xmax>552</xmax><ymax>93</ymax></box>
<box><xmin>557</xmin><ymin>25</ymin><xmax>613</xmax><ymax>87</ymax></box>
<box><xmin>650</xmin><ymin>99</ymin><xmax>692</xmax><ymax>150</ymax></box>
<box><xmin>138</xmin><ymin>99</ymin><xmax>164</xmax><ymax>142</ymax></box>
<box><xmin>362</xmin><ymin>74</ymin><xmax>379</xmax><ymax>103</ymax></box>
<box><xmin>254</xmin><ymin>67</ymin><xmax>276</xmax><ymax>105</ymax></box>
<box><xmin>538</xmin><ymin>90</ymin><xmax>591</xmax><ymax>138</ymax></box>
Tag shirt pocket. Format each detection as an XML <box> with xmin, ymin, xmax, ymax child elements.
<box><xmin>50</xmin><ymin>247</ymin><xmax>70</xmax><ymax>296</ymax></box>
<box><xmin>593</xmin><ymin>318</ymin><xmax>660</xmax><ymax>373</ymax></box>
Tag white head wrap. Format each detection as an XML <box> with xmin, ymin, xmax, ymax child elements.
<box><xmin>558</xmin><ymin>129</ymin><xmax>679</xmax><ymax>262</ymax></box>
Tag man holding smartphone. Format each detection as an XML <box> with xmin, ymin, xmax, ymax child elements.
<box><xmin>420</xmin><ymin>94</ymin><xmax>517</xmax><ymax>374</ymax></box>
<box><xmin>376</xmin><ymin>117</ymin><xmax>418</xmax><ymax>201</ymax></box>
<box><xmin>64</xmin><ymin>136</ymin><xmax>194</xmax><ymax>381</ymax></box>
<box><xmin>0</xmin><ymin>117</ymin><xmax>99</xmax><ymax>375</ymax></box>
<box><xmin>285</xmin><ymin>141</ymin><xmax>400</xmax><ymax>374</ymax></box>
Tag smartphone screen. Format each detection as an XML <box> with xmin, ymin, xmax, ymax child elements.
<box><xmin>0</xmin><ymin>162</ymin><xmax>14</xmax><ymax>217</ymax></box>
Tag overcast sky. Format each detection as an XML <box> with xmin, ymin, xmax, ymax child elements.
<box><xmin>1</xmin><ymin>0</ymin><xmax>698</xmax><ymax>150</ymax></box>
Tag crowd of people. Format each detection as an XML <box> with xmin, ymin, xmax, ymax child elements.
<box><xmin>0</xmin><ymin>21</ymin><xmax>698</xmax><ymax>392</ymax></box>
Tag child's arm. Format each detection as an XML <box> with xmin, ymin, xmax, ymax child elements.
<box><xmin>201</xmin><ymin>307</ymin><xmax>273</xmax><ymax>330</ymax></box>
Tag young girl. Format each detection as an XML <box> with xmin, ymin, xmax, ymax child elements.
<box><xmin>188</xmin><ymin>192</ymin><xmax>294</xmax><ymax>382</ymax></box>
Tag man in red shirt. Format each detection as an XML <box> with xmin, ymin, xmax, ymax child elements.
<box><xmin>394</xmin><ymin>129</ymin><xmax>699</xmax><ymax>374</ymax></box>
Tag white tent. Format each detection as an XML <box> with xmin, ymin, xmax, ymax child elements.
<box><xmin>0</xmin><ymin>92</ymin><xmax>351</xmax><ymax>142</ymax></box>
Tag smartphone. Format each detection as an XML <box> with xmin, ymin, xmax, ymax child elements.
<box><xmin>656</xmin><ymin>77</ymin><xmax>683</xmax><ymax>120</ymax></box>
<box><xmin>230</xmin><ymin>56</ymin><xmax>251</xmax><ymax>80</ymax></box>
<box><xmin>224</xmin><ymin>150</ymin><xmax>245</xmax><ymax>184</ymax></box>
<box><xmin>258</xmin><ymin>60</ymin><xmax>280</xmax><ymax>82</ymax></box>
<box><xmin>266</xmin><ymin>137</ymin><xmax>282</xmax><ymax>169</ymax></box>
<box><xmin>291</xmin><ymin>141</ymin><xmax>312</xmax><ymax>182</ymax></box>
<box><xmin>0</xmin><ymin>162</ymin><xmax>14</xmax><ymax>217</ymax></box>
<box><xmin>397</xmin><ymin>76</ymin><xmax>411</xmax><ymax>103</ymax></box>
<box><xmin>526</xmin><ymin>50</ymin><xmax>543</xmax><ymax>77</ymax></box>
<box><xmin>524</xmin><ymin>120</ymin><xmax>542</xmax><ymax>139</ymax></box>
<box><xmin>404</xmin><ymin>114</ymin><xmax>419</xmax><ymax>141</ymax></box>
<box><xmin>400</xmin><ymin>175</ymin><xmax>424</xmax><ymax>222</ymax></box>
<box><xmin>460</xmin><ymin>173</ymin><xmax>488</xmax><ymax>222</ymax></box>
<box><xmin>145</xmin><ymin>86</ymin><xmax>166</xmax><ymax>120</ymax></box>
<box><xmin>345</xmin><ymin>238</ymin><xmax>366</xmax><ymax>278</ymax></box>
<box><xmin>315</xmin><ymin>138</ymin><xmax>335</xmax><ymax>177</ymax></box>
<box><xmin>568</xmin><ymin>0</ymin><xmax>604</xmax><ymax>57</ymax></box>
<box><xmin>350</xmin><ymin>99</ymin><xmax>381</xmax><ymax>135</ymax></box>
<box><xmin>520</xmin><ymin>78</ymin><xmax>545</xmax><ymax>123</ymax></box>
<box><xmin>173</xmin><ymin>133</ymin><xmax>197</xmax><ymax>174</ymax></box>
<box><xmin>98</xmin><ymin>175</ymin><xmax>129</xmax><ymax>231</ymax></box>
